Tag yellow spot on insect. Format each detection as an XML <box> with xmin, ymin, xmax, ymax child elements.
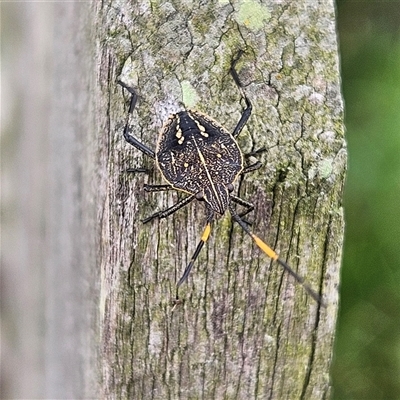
<box><xmin>184</xmin><ymin>162</ymin><xmax>189</xmax><ymax>168</ymax></box>
<box><xmin>217</xmin><ymin>153</ymin><xmax>222</xmax><ymax>158</ymax></box>
<box><xmin>198</xmin><ymin>124</ymin><xmax>205</xmax><ymax>132</ymax></box>
<box><xmin>194</xmin><ymin>120</ymin><xmax>209</xmax><ymax>137</ymax></box>
<box><xmin>178</xmin><ymin>137</ymin><xmax>184</xmax><ymax>145</ymax></box>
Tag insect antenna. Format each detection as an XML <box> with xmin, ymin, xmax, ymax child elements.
<box><xmin>228</xmin><ymin>204</ymin><xmax>324</xmax><ymax>306</ymax></box>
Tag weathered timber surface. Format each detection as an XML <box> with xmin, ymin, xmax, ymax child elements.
<box><xmin>97</xmin><ymin>1</ymin><xmax>346</xmax><ymax>399</ymax></box>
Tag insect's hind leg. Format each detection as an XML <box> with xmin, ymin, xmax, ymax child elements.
<box><xmin>174</xmin><ymin>212</ymin><xmax>214</xmax><ymax>304</ymax></box>
<box><xmin>117</xmin><ymin>80</ymin><xmax>156</xmax><ymax>159</ymax></box>
<box><xmin>230</xmin><ymin>51</ymin><xmax>253</xmax><ymax>138</ymax></box>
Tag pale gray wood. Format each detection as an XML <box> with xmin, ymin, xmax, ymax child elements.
<box><xmin>1</xmin><ymin>2</ymin><xmax>98</xmax><ymax>399</ymax></box>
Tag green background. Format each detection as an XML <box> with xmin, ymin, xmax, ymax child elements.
<box><xmin>332</xmin><ymin>1</ymin><xmax>400</xmax><ymax>399</ymax></box>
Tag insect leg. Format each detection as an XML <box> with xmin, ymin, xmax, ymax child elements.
<box><xmin>230</xmin><ymin>195</ymin><xmax>254</xmax><ymax>219</ymax></box>
<box><xmin>228</xmin><ymin>204</ymin><xmax>324</xmax><ymax>305</ymax></box>
<box><xmin>230</xmin><ymin>51</ymin><xmax>253</xmax><ymax>138</ymax></box>
<box><xmin>241</xmin><ymin>161</ymin><xmax>263</xmax><ymax>175</ymax></box>
<box><xmin>244</xmin><ymin>147</ymin><xmax>266</xmax><ymax>157</ymax></box>
<box><xmin>144</xmin><ymin>184</ymin><xmax>174</xmax><ymax>193</ymax></box>
<box><xmin>242</xmin><ymin>148</ymin><xmax>266</xmax><ymax>175</ymax></box>
<box><xmin>126</xmin><ymin>167</ymin><xmax>152</xmax><ymax>173</ymax></box>
<box><xmin>176</xmin><ymin>221</ymin><xmax>212</xmax><ymax>289</ymax></box>
<box><xmin>142</xmin><ymin>194</ymin><xmax>196</xmax><ymax>224</ymax></box>
<box><xmin>117</xmin><ymin>80</ymin><xmax>156</xmax><ymax>159</ymax></box>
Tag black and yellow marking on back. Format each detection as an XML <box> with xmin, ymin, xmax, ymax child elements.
<box><xmin>155</xmin><ymin>110</ymin><xmax>244</xmax><ymax>215</ymax></box>
<box><xmin>117</xmin><ymin>51</ymin><xmax>323</xmax><ymax>306</ymax></box>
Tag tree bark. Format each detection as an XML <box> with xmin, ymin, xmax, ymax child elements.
<box><xmin>98</xmin><ymin>1</ymin><xmax>345</xmax><ymax>399</ymax></box>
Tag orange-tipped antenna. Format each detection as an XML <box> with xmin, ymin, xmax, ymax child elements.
<box><xmin>229</xmin><ymin>205</ymin><xmax>324</xmax><ymax>306</ymax></box>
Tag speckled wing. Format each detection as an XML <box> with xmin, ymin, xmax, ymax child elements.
<box><xmin>156</xmin><ymin>110</ymin><xmax>244</xmax><ymax>195</ymax></box>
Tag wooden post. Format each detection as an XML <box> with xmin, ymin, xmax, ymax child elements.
<box><xmin>2</xmin><ymin>1</ymin><xmax>345</xmax><ymax>399</ymax></box>
<box><xmin>98</xmin><ymin>1</ymin><xmax>345</xmax><ymax>398</ymax></box>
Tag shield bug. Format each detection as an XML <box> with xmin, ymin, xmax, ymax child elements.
<box><xmin>118</xmin><ymin>52</ymin><xmax>322</xmax><ymax>305</ymax></box>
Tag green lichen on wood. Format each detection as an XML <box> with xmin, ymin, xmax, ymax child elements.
<box><xmin>180</xmin><ymin>80</ymin><xmax>200</xmax><ymax>108</ymax></box>
<box><xmin>235</xmin><ymin>0</ymin><xmax>271</xmax><ymax>30</ymax></box>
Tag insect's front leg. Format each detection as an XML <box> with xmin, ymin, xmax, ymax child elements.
<box><xmin>230</xmin><ymin>51</ymin><xmax>253</xmax><ymax>138</ymax></box>
<box><xmin>117</xmin><ymin>80</ymin><xmax>156</xmax><ymax>159</ymax></box>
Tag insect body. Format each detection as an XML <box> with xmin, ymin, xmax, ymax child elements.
<box><xmin>157</xmin><ymin>110</ymin><xmax>243</xmax><ymax>215</ymax></box>
<box><xmin>118</xmin><ymin>53</ymin><xmax>322</xmax><ymax>304</ymax></box>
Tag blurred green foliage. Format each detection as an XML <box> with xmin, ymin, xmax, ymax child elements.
<box><xmin>332</xmin><ymin>2</ymin><xmax>400</xmax><ymax>399</ymax></box>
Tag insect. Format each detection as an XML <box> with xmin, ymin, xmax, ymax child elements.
<box><xmin>118</xmin><ymin>52</ymin><xmax>322</xmax><ymax>305</ymax></box>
